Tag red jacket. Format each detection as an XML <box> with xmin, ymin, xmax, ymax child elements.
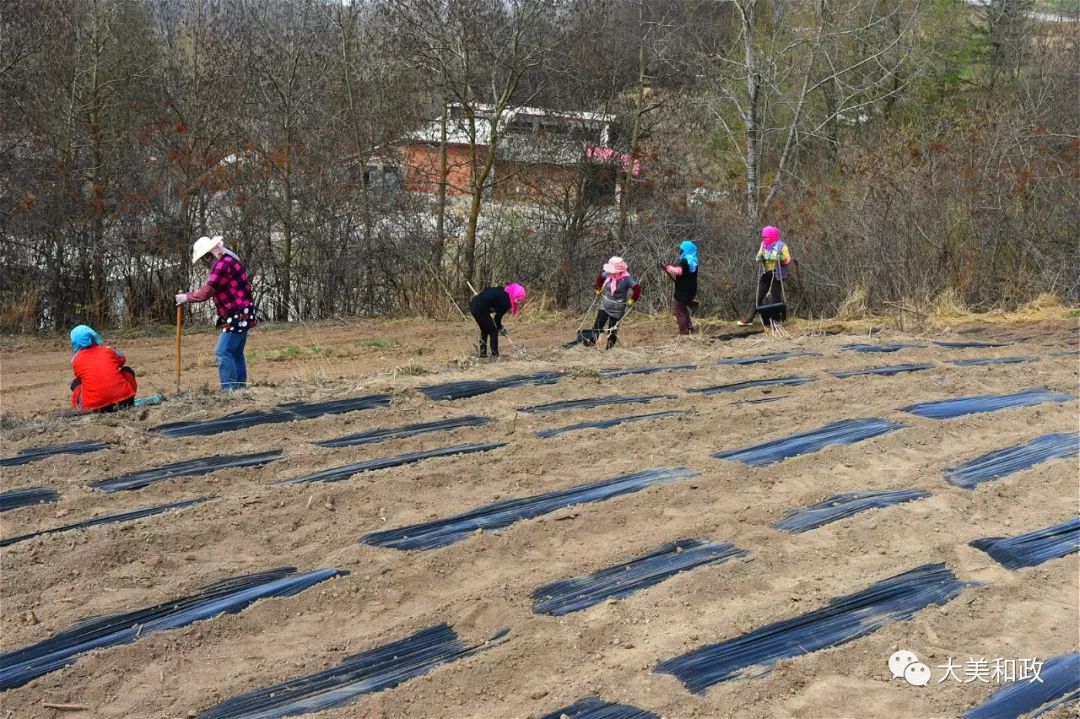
<box><xmin>71</xmin><ymin>345</ymin><xmax>137</xmax><ymax>411</ymax></box>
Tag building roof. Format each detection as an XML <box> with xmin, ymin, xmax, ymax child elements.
<box><xmin>405</xmin><ymin>104</ymin><xmax>616</xmax><ymax>147</ymax></box>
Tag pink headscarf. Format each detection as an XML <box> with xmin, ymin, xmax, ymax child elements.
<box><xmin>602</xmin><ymin>256</ymin><xmax>629</xmax><ymax>293</ymax></box>
<box><xmin>761</xmin><ymin>226</ymin><xmax>781</xmax><ymax>249</ymax></box>
<box><xmin>505</xmin><ymin>283</ymin><xmax>527</xmax><ymax>316</ymax></box>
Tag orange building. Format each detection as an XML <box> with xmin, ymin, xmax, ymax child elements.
<box><xmin>396</xmin><ymin>105</ymin><xmax>637</xmax><ymax>205</ymax></box>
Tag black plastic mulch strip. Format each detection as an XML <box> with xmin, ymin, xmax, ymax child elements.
<box><xmin>1047</xmin><ymin>350</ymin><xmax>1078</xmax><ymax>357</ymax></box>
<box><xmin>711</xmin><ymin>329</ymin><xmax>763</xmax><ymax>342</ymax></box>
<box><xmin>0</xmin><ymin>487</ymin><xmax>60</xmax><ymax>512</ymax></box>
<box><xmin>654</xmin><ymin>563</ymin><xmax>971</xmax><ymax>694</ymax></box>
<box><xmin>0</xmin><ymin>440</ymin><xmax>110</xmax><ymax>468</ymax></box>
<box><xmin>775</xmin><ymin>489</ymin><xmax>931</xmax><ymax>533</ymax></box>
<box><xmin>0</xmin><ymin>497</ymin><xmax>214</xmax><ymax>548</ymax></box>
<box><xmin>314</xmin><ymin>416</ymin><xmax>490</xmax><ymax>448</ymax></box>
<box><xmin>735</xmin><ymin>396</ymin><xmax>787</xmax><ymax>405</ymax></box>
<box><xmin>946</xmin><ymin>432</ymin><xmax>1080</xmax><ymax>488</ymax></box>
<box><xmin>599</xmin><ymin>364</ymin><xmax>697</xmax><ymax>378</ymax></box>
<box><xmin>689</xmin><ymin>376</ymin><xmax>814</xmax><ymax>395</ymax></box>
<box><xmin>831</xmin><ymin>363</ymin><xmax>933</xmax><ymax>379</ymax></box>
<box><xmin>963</xmin><ymin>652</ymin><xmax>1080</xmax><ymax>719</ymax></box>
<box><xmin>957</xmin><ymin>326</ymin><xmax>989</xmax><ymax>335</ymax></box>
<box><xmin>532</xmin><ymin>539</ymin><xmax>747</xmax><ymax>616</ymax></box>
<box><xmin>715</xmin><ymin>418</ymin><xmax>906</xmax><ymax>467</ymax></box>
<box><xmin>902</xmin><ymin>389</ymin><xmax>1074</xmax><ymax>420</ymax></box>
<box><xmin>716</xmin><ymin>351</ymin><xmax>821</xmax><ymax>366</ymax></box>
<box><xmin>281</xmin><ymin>443</ymin><xmax>506</xmax><ymax>485</ymax></box>
<box><xmin>950</xmin><ymin>356</ymin><xmax>1036</xmax><ymax>366</ymax></box>
<box><xmin>538</xmin><ymin>696</ymin><xmax>659</xmax><ymax>719</ymax></box>
<box><xmin>519</xmin><ymin>395</ymin><xmax>673</xmax><ymax>414</ymax></box>
<box><xmin>362</xmin><ymin>467</ymin><xmax>700</xmax><ymax>551</ymax></box>
<box><xmin>841</xmin><ymin>343</ymin><xmax>922</xmax><ymax>353</ymax></box>
<box><xmin>151</xmin><ymin>395</ymin><xmax>391</xmax><ymax>438</ymax></box>
<box><xmin>91</xmin><ymin>450</ymin><xmax>284</xmax><ymax>492</ymax></box>
<box><xmin>536</xmin><ymin>410</ymin><xmax>692</xmax><ymax>439</ymax></box>
<box><xmin>0</xmin><ymin>566</ymin><xmax>346</xmax><ymax>692</ymax></box>
<box><xmin>969</xmin><ymin>517</ymin><xmax>1079</xmax><ymax>570</ymax></box>
<box><xmin>419</xmin><ymin>372</ymin><xmax>564</xmax><ymax>401</ymax></box>
<box><xmin>198</xmin><ymin>623</ymin><xmax>508</xmax><ymax>719</ymax></box>
<box><xmin>934</xmin><ymin>340</ymin><xmax>1006</xmax><ymax>349</ymax></box>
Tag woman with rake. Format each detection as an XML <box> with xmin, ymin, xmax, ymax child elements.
<box><xmin>175</xmin><ymin>235</ymin><xmax>257</xmax><ymax>391</ymax></box>
<box><xmin>469</xmin><ymin>283</ymin><xmax>527</xmax><ymax>358</ymax></box>
<box><xmin>660</xmin><ymin>240</ymin><xmax>699</xmax><ymax>335</ymax></box>
<box><xmin>738</xmin><ymin>225</ymin><xmax>794</xmax><ymax>326</ymax></box>
<box><xmin>585</xmin><ymin>256</ymin><xmax>641</xmax><ymax>349</ymax></box>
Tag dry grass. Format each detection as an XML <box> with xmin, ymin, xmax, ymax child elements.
<box><xmin>930</xmin><ymin>288</ymin><xmax>972</xmax><ymax>319</ymax></box>
<box><xmin>394</xmin><ymin>361</ymin><xmax>430</xmax><ymax>377</ymax></box>
<box><xmin>834</xmin><ymin>283</ymin><xmax>871</xmax><ymax>321</ymax></box>
<box><xmin>0</xmin><ymin>287</ymin><xmax>40</xmax><ymax>334</ymax></box>
<box><xmin>192</xmin><ymin>353</ymin><xmax>217</xmax><ymax>369</ymax></box>
<box><xmin>353</xmin><ymin>338</ymin><xmax>398</xmax><ymax>349</ymax></box>
<box><xmin>787</xmin><ymin>316</ymin><xmax>865</xmax><ymax>337</ymax></box>
<box><xmin>1020</xmin><ymin>293</ymin><xmax>1064</xmax><ymax>312</ymax></box>
<box><xmin>992</xmin><ymin>295</ymin><xmax>1076</xmax><ymax>325</ymax></box>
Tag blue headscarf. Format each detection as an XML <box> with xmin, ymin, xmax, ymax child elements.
<box><xmin>70</xmin><ymin>325</ymin><xmax>103</xmax><ymax>354</ymax></box>
<box><xmin>679</xmin><ymin>240</ymin><xmax>699</xmax><ymax>272</ymax></box>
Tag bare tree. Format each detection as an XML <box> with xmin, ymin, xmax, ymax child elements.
<box><xmin>2</xmin><ymin>0</ymin><xmax>1078</xmax><ymax>332</ymax></box>
<box><xmin>241</xmin><ymin>0</ymin><xmax>333</xmax><ymax>320</ymax></box>
<box><xmin>616</xmin><ymin>0</ymin><xmax>659</xmax><ymax>246</ymax></box>
<box><xmin>690</xmin><ymin>0</ymin><xmax>924</xmax><ymax>223</ymax></box>
<box><xmin>389</xmin><ymin>0</ymin><xmax>553</xmax><ymax>291</ymax></box>
<box><xmin>976</xmin><ymin>0</ymin><xmax>1036</xmax><ymax>93</ymax></box>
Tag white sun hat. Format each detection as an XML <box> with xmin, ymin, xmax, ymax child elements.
<box><xmin>191</xmin><ymin>235</ymin><xmax>223</xmax><ymax>264</ymax></box>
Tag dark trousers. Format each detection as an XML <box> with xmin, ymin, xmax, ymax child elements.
<box><xmin>674</xmin><ymin>300</ymin><xmax>694</xmax><ymax>335</ymax></box>
<box><xmin>746</xmin><ymin>271</ymin><xmax>784</xmax><ymax>321</ymax></box>
<box><xmin>590</xmin><ymin>309</ymin><xmax>620</xmax><ymax>348</ymax></box>
<box><xmin>470</xmin><ymin>306</ymin><xmax>499</xmax><ymax>356</ymax></box>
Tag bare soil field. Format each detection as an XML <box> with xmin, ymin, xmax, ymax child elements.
<box><xmin>1</xmin><ymin>312</ymin><xmax>1077</xmax><ymax>719</ymax></box>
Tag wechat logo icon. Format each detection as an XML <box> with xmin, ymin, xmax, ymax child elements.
<box><xmin>889</xmin><ymin>650</ymin><xmax>931</xmax><ymax>687</ymax></box>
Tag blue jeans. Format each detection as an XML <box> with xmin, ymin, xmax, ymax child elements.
<box><xmin>215</xmin><ymin>331</ymin><xmax>248</xmax><ymax>391</ymax></box>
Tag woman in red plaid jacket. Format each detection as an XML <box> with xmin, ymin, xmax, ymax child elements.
<box><xmin>176</xmin><ymin>236</ymin><xmax>256</xmax><ymax>391</ymax></box>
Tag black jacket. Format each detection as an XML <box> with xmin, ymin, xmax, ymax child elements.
<box><xmin>673</xmin><ymin>259</ymin><xmax>698</xmax><ymax>302</ymax></box>
<box><xmin>470</xmin><ymin>287</ymin><xmax>511</xmax><ymax>327</ymax></box>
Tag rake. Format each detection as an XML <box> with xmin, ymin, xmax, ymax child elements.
<box><xmin>500</xmin><ymin>327</ymin><xmax>528</xmax><ymax>359</ymax></box>
<box><xmin>594</xmin><ymin>300</ymin><xmax>637</xmax><ymax>350</ymax></box>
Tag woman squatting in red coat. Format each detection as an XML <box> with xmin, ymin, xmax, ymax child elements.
<box><xmin>69</xmin><ymin>325</ymin><xmax>138</xmax><ymax>412</ymax></box>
